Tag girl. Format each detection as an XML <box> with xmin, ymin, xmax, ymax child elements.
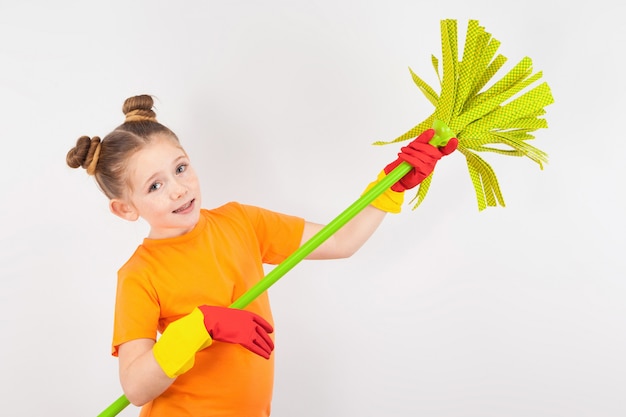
<box><xmin>66</xmin><ymin>94</ymin><xmax>456</xmax><ymax>416</ymax></box>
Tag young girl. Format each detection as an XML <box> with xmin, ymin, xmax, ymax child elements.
<box><xmin>66</xmin><ymin>94</ymin><xmax>456</xmax><ymax>417</ymax></box>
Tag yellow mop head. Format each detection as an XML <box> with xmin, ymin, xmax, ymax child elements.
<box><xmin>375</xmin><ymin>19</ymin><xmax>554</xmax><ymax>211</ymax></box>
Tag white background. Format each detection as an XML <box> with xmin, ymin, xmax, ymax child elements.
<box><xmin>1</xmin><ymin>1</ymin><xmax>625</xmax><ymax>416</ymax></box>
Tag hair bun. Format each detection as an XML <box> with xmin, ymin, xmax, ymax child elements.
<box><xmin>123</xmin><ymin>94</ymin><xmax>157</xmax><ymax>123</ymax></box>
<box><xmin>66</xmin><ymin>136</ymin><xmax>102</xmax><ymax>175</ymax></box>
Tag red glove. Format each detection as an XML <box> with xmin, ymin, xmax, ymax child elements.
<box><xmin>383</xmin><ymin>129</ymin><xmax>458</xmax><ymax>192</ymax></box>
<box><xmin>198</xmin><ymin>305</ymin><xmax>274</xmax><ymax>359</ymax></box>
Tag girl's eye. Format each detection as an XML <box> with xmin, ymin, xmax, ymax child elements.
<box><xmin>176</xmin><ymin>164</ymin><xmax>187</xmax><ymax>174</ymax></box>
<box><xmin>149</xmin><ymin>182</ymin><xmax>162</xmax><ymax>192</ymax></box>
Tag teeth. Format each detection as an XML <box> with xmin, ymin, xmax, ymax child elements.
<box><xmin>175</xmin><ymin>201</ymin><xmax>192</xmax><ymax>213</ymax></box>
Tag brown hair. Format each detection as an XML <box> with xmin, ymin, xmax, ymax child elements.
<box><xmin>66</xmin><ymin>95</ymin><xmax>179</xmax><ymax>199</ymax></box>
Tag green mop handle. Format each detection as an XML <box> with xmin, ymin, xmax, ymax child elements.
<box><xmin>97</xmin><ymin>395</ymin><xmax>130</xmax><ymax>417</ymax></box>
<box><xmin>96</xmin><ymin>120</ymin><xmax>454</xmax><ymax>417</ymax></box>
<box><xmin>232</xmin><ymin>122</ymin><xmax>452</xmax><ymax>308</ymax></box>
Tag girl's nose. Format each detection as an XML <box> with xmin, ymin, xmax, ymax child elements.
<box><xmin>171</xmin><ymin>182</ymin><xmax>188</xmax><ymax>200</ymax></box>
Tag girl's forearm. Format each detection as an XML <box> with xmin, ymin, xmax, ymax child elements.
<box><xmin>304</xmin><ymin>205</ymin><xmax>386</xmax><ymax>260</ymax></box>
<box><xmin>118</xmin><ymin>339</ymin><xmax>175</xmax><ymax>406</ymax></box>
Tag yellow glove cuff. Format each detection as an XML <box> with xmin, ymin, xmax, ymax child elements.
<box><xmin>361</xmin><ymin>170</ymin><xmax>405</xmax><ymax>214</ymax></box>
<box><xmin>153</xmin><ymin>307</ymin><xmax>213</xmax><ymax>378</ymax></box>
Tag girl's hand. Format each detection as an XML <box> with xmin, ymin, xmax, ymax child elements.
<box><xmin>198</xmin><ymin>305</ymin><xmax>274</xmax><ymax>359</ymax></box>
<box><xmin>383</xmin><ymin>129</ymin><xmax>458</xmax><ymax>192</ymax></box>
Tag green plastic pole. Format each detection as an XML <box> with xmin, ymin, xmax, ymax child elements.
<box><xmin>97</xmin><ymin>394</ymin><xmax>130</xmax><ymax>417</ymax></box>
<box><xmin>233</xmin><ymin>120</ymin><xmax>452</xmax><ymax>308</ymax></box>
<box><xmin>96</xmin><ymin>121</ymin><xmax>453</xmax><ymax>416</ymax></box>
<box><xmin>233</xmin><ymin>160</ymin><xmax>411</xmax><ymax>307</ymax></box>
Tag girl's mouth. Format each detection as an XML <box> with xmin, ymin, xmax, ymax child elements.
<box><xmin>173</xmin><ymin>199</ymin><xmax>195</xmax><ymax>214</ymax></box>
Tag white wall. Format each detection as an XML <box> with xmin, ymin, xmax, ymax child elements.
<box><xmin>1</xmin><ymin>1</ymin><xmax>624</xmax><ymax>416</ymax></box>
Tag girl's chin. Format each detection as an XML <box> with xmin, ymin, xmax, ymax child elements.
<box><xmin>149</xmin><ymin>212</ymin><xmax>201</xmax><ymax>239</ymax></box>
<box><xmin>177</xmin><ymin>211</ymin><xmax>201</xmax><ymax>230</ymax></box>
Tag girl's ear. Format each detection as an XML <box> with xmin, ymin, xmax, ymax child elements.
<box><xmin>109</xmin><ymin>199</ymin><xmax>139</xmax><ymax>221</ymax></box>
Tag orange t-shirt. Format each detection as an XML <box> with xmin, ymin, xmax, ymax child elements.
<box><xmin>112</xmin><ymin>202</ymin><xmax>305</xmax><ymax>417</ymax></box>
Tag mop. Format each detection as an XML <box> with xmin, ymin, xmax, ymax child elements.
<box><xmin>376</xmin><ymin>19</ymin><xmax>554</xmax><ymax>210</ymax></box>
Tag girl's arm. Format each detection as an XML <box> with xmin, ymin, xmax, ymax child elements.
<box><xmin>303</xmin><ymin>205</ymin><xmax>386</xmax><ymax>260</ymax></box>
<box><xmin>302</xmin><ymin>128</ymin><xmax>458</xmax><ymax>260</ymax></box>
<box><xmin>118</xmin><ymin>338</ymin><xmax>175</xmax><ymax>406</ymax></box>
<box><xmin>117</xmin><ymin>306</ymin><xmax>274</xmax><ymax>406</ymax></box>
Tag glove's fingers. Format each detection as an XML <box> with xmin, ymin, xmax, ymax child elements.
<box><xmin>412</xmin><ymin>128</ymin><xmax>435</xmax><ymax>144</ymax></box>
<box><xmin>254</xmin><ymin>326</ymin><xmax>275</xmax><ymax>353</ymax></box>
<box><xmin>242</xmin><ymin>340</ymin><xmax>272</xmax><ymax>359</ymax></box>
<box><xmin>398</xmin><ymin>144</ymin><xmax>441</xmax><ymax>166</ymax></box>
<box><xmin>384</xmin><ymin>130</ymin><xmax>435</xmax><ymax>176</ymax></box>
<box><xmin>439</xmin><ymin>137</ymin><xmax>458</xmax><ymax>155</ymax></box>
<box><xmin>239</xmin><ymin>325</ymin><xmax>274</xmax><ymax>359</ymax></box>
<box><xmin>252</xmin><ymin>315</ymin><xmax>274</xmax><ymax>334</ymax></box>
<box><xmin>404</xmin><ymin>141</ymin><xmax>444</xmax><ymax>158</ymax></box>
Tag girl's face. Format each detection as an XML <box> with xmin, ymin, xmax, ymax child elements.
<box><xmin>116</xmin><ymin>134</ymin><xmax>202</xmax><ymax>239</ymax></box>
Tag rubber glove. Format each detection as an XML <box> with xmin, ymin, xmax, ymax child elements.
<box><xmin>153</xmin><ymin>305</ymin><xmax>274</xmax><ymax>378</ymax></box>
<box><xmin>384</xmin><ymin>129</ymin><xmax>458</xmax><ymax>192</ymax></box>
<box><xmin>362</xmin><ymin>129</ymin><xmax>458</xmax><ymax>213</ymax></box>
<box><xmin>198</xmin><ymin>305</ymin><xmax>274</xmax><ymax>359</ymax></box>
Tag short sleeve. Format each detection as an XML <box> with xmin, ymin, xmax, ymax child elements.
<box><xmin>240</xmin><ymin>204</ymin><xmax>305</xmax><ymax>265</ymax></box>
<box><xmin>111</xmin><ymin>267</ymin><xmax>160</xmax><ymax>356</ymax></box>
